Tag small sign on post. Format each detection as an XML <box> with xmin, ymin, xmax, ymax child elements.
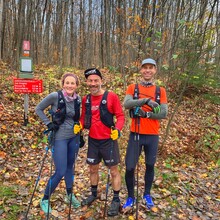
<box><xmin>14</xmin><ymin>78</ymin><xmax>43</xmax><ymax>94</ymax></box>
<box><xmin>23</xmin><ymin>50</ymin><xmax>30</xmax><ymax>57</ymax></box>
<box><xmin>19</xmin><ymin>57</ymin><xmax>33</xmax><ymax>79</ymax></box>
<box><xmin>23</xmin><ymin>41</ymin><xmax>30</xmax><ymax>51</ymax></box>
<box><xmin>13</xmin><ymin>78</ymin><xmax>43</xmax><ymax>126</ymax></box>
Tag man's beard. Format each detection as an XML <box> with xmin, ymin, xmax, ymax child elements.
<box><xmin>89</xmin><ymin>85</ymin><xmax>101</xmax><ymax>94</ymax></box>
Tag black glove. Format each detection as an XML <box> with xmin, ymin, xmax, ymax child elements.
<box><xmin>47</xmin><ymin>122</ymin><xmax>59</xmax><ymax>132</ymax></box>
<box><xmin>136</xmin><ymin>108</ymin><xmax>151</xmax><ymax>118</ymax></box>
<box><xmin>79</xmin><ymin>134</ymin><xmax>85</xmax><ymax>148</ymax></box>
<box><xmin>145</xmin><ymin>99</ymin><xmax>161</xmax><ymax>114</ymax></box>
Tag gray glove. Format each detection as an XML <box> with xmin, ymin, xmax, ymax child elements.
<box><xmin>145</xmin><ymin>99</ymin><xmax>161</xmax><ymax>114</ymax></box>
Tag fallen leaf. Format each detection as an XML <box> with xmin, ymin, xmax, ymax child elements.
<box><xmin>51</xmin><ymin>210</ymin><xmax>59</xmax><ymax>217</ymax></box>
<box><xmin>1</xmin><ymin>125</ymin><xmax>6</xmax><ymax>130</ymax></box>
<box><xmin>151</xmin><ymin>206</ymin><xmax>159</xmax><ymax>212</ymax></box>
<box><xmin>0</xmin><ymin>151</ymin><xmax>6</xmax><ymax>159</ymax></box>
<box><xmin>31</xmin><ymin>144</ymin><xmax>37</xmax><ymax>149</ymax></box>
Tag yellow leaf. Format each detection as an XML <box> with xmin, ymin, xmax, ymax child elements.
<box><xmin>31</xmin><ymin>144</ymin><xmax>37</xmax><ymax>149</ymax></box>
<box><xmin>13</xmin><ymin>121</ymin><xmax>18</xmax><ymax>125</ymax></box>
<box><xmin>32</xmin><ymin>199</ymin><xmax>39</xmax><ymax>207</ymax></box>
<box><xmin>0</xmin><ymin>169</ymin><xmax>6</xmax><ymax>174</ymax></box>
<box><xmin>128</xmin><ymin>216</ymin><xmax>135</xmax><ymax>220</ymax></box>
<box><xmin>39</xmin><ymin>181</ymin><xmax>46</xmax><ymax>186</ymax></box>
<box><xmin>161</xmin><ymin>188</ymin><xmax>167</xmax><ymax>193</ymax></box>
<box><xmin>4</xmin><ymin>172</ymin><xmax>10</xmax><ymax>179</ymax></box>
<box><xmin>75</xmin><ymin>192</ymin><xmax>80</xmax><ymax>197</ymax></box>
<box><xmin>200</xmin><ymin>173</ymin><xmax>208</xmax><ymax>178</ymax></box>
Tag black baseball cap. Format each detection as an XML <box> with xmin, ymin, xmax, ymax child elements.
<box><xmin>84</xmin><ymin>68</ymin><xmax>102</xmax><ymax>79</ymax></box>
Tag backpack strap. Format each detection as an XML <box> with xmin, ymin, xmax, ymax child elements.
<box><xmin>84</xmin><ymin>94</ymin><xmax>92</xmax><ymax>129</ymax></box>
<box><xmin>133</xmin><ymin>83</ymin><xmax>139</xmax><ymax>99</ymax></box>
<box><xmin>51</xmin><ymin>90</ymin><xmax>66</xmax><ymax>126</ymax></box>
<box><xmin>129</xmin><ymin>84</ymin><xmax>139</xmax><ymax>118</ymax></box>
<box><xmin>155</xmin><ymin>86</ymin><xmax>160</xmax><ymax>104</ymax></box>
<box><xmin>73</xmin><ymin>95</ymin><xmax>81</xmax><ymax>122</ymax></box>
<box><xmin>57</xmin><ymin>90</ymin><xmax>66</xmax><ymax>111</ymax></box>
<box><xmin>100</xmin><ymin>91</ymin><xmax>114</xmax><ymax>128</ymax></box>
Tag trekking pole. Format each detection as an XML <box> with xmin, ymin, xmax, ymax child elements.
<box><xmin>136</xmin><ymin>117</ymin><xmax>140</xmax><ymax>220</ymax></box>
<box><xmin>47</xmin><ymin>130</ymin><xmax>55</xmax><ymax>220</ymax></box>
<box><xmin>68</xmin><ymin>133</ymin><xmax>80</xmax><ymax>220</ymax></box>
<box><xmin>103</xmin><ymin>129</ymin><xmax>114</xmax><ymax>218</ymax></box>
<box><xmin>25</xmin><ymin>130</ymin><xmax>52</xmax><ymax>219</ymax></box>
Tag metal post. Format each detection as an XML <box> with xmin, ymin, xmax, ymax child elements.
<box><xmin>24</xmin><ymin>94</ymin><xmax>29</xmax><ymax>126</ymax></box>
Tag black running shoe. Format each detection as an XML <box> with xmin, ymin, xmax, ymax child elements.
<box><xmin>107</xmin><ymin>200</ymin><xmax>121</xmax><ymax>216</ymax></box>
<box><xmin>81</xmin><ymin>195</ymin><xmax>97</xmax><ymax>206</ymax></box>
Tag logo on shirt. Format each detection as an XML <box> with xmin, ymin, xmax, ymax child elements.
<box><xmin>105</xmin><ymin>159</ymin><xmax>114</xmax><ymax>164</ymax></box>
<box><xmin>91</xmin><ymin>105</ymin><xmax>99</xmax><ymax>111</ymax></box>
<box><xmin>87</xmin><ymin>158</ymin><xmax>95</xmax><ymax>163</ymax></box>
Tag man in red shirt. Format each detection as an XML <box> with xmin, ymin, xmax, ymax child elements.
<box><xmin>123</xmin><ymin>58</ymin><xmax>168</xmax><ymax>211</ymax></box>
<box><xmin>74</xmin><ymin>68</ymin><xmax>125</xmax><ymax>216</ymax></box>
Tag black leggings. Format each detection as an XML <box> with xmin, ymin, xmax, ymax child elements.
<box><xmin>125</xmin><ymin>133</ymin><xmax>159</xmax><ymax>198</ymax></box>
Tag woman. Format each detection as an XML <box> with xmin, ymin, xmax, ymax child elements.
<box><xmin>35</xmin><ymin>72</ymin><xmax>81</xmax><ymax>214</ymax></box>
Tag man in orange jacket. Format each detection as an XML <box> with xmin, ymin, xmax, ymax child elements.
<box><xmin>123</xmin><ymin>58</ymin><xmax>168</xmax><ymax>210</ymax></box>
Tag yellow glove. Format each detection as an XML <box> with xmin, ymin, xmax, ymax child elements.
<box><xmin>110</xmin><ymin>128</ymin><xmax>121</xmax><ymax>140</ymax></box>
<box><xmin>73</xmin><ymin>122</ymin><xmax>82</xmax><ymax>134</ymax></box>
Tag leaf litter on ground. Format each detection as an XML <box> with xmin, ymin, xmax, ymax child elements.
<box><xmin>0</xmin><ymin>64</ymin><xmax>219</xmax><ymax>219</ymax></box>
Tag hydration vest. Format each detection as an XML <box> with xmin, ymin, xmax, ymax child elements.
<box><xmin>51</xmin><ymin>90</ymin><xmax>81</xmax><ymax>126</ymax></box>
<box><xmin>133</xmin><ymin>84</ymin><xmax>160</xmax><ymax>104</ymax></box>
<box><xmin>84</xmin><ymin>91</ymin><xmax>115</xmax><ymax>129</ymax></box>
<box><xmin>129</xmin><ymin>84</ymin><xmax>161</xmax><ymax>117</ymax></box>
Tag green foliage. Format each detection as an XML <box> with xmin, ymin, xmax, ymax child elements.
<box><xmin>203</xmin><ymin>93</ymin><xmax>220</xmax><ymax>105</ymax></box>
<box><xmin>107</xmin><ymin>65</ymin><xmax>119</xmax><ymax>73</ymax></box>
<box><xmin>196</xmin><ymin>114</ymin><xmax>220</xmax><ymax>161</ymax></box>
<box><xmin>100</xmin><ymin>171</ymin><xmax>106</xmax><ymax>182</ymax></box>
<box><xmin>0</xmin><ymin>186</ymin><xmax>21</xmax><ymax>219</ymax></box>
<box><xmin>0</xmin><ymin>185</ymin><xmax>15</xmax><ymax>197</ymax></box>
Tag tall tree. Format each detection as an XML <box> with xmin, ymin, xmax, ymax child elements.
<box><xmin>0</xmin><ymin>0</ymin><xmax>4</xmax><ymax>60</ymax></box>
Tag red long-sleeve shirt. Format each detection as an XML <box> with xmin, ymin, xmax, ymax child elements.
<box><xmin>80</xmin><ymin>91</ymin><xmax>125</xmax><ymax>139</ymax></box>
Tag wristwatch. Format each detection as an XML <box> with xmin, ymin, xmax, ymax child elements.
<box><xmin>145</xmin><ymin>112</ymin><xmax>151</xmax><ymax>118</ymax></box>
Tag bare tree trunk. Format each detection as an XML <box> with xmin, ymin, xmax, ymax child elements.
<box><xmin>215</xmin><ymin>6</ymin><xmax>220</xmax><ymax>64</ymax></box>
<box><xmin>60</xmin><ymin>0</ymin><xmax>68</xmax><ymax>69</ymax></box>
<box><xmin>13</xmin><ymin>0</ymin><xmax>26</xmax><ymax>68</ymax></box>
<box><xmin>100</xmin><ymin>0</ymin><xmax>104</xmax><ymax>68</ymax></box>
<box><xmin>116</xmin><ymin>0</ymin><xmax>123</xmax><ymax>70</ymax></box>
<box><xmin>0</xmin><ymin>0</ymin><xmax>4</xmax><ymax>60</ymax></box>
<box><xmin>79</xmin><ymin>0</ymin><xmax>85</xmax><ymax>68</ymax></box>
<box><xmin>43</xmin><ymin>0</ymin><xmax>52</xmax><ymax>63</ymax></box>
<box><xmin>70</xmin><ymin>0</ymin><xmax>74</xmax><ymax>65</ymax></box>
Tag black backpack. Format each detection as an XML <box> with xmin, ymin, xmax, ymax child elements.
<box><xmin>129</xmin><ymin>84</ymin><xmax>160</xmax><ymax>117</ymax></box>
<box><xmin>133</xmin><ymin>84</ymin><xmax>160</xmax><ymax>104</ymax></box>
<box><xmin>84</xmin><ymin>91</ymin><xmax>115</xmax><ymax>129</ymax></box>
<box><xmin>51</xmin><ymin>91</ymin><xmax>85</xmax><ymax>147</ymax></box>
<box><xmin>52</xmin><ymin>90</ymin><xmax>81</xmax><ymax>126</ymax></box>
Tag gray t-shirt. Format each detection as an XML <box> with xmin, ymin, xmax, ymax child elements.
<box><xmin>35</xmin><ymin>92</ymin><xmax>81</xmax><ymax>140</ymax></box>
